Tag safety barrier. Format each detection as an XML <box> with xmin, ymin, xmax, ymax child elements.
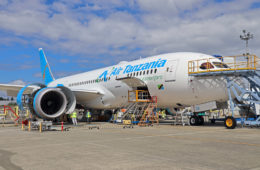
<box><xmin>0</xmin><ymin>106</ymin><xmax>20</xmax><ymax>126</ymax></box>
<box><xmin>21</xmin><ymin>121</ymin><xmax>68</xmax><ymax>132</ymax></box>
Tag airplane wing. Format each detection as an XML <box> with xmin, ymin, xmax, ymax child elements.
<box><xmin>0</xmin><ymin>84</ymin><xmax>37</xmax><ymax>96</ymax></box>
<box><xmin>72</xmin><ymin>89</ymin><xmax>103</xmax><ymax>103</ymax></box>
<box><xmin>0</xmin><ymin>83</ymin><xmax>103</xmax><ymax>102</ymax></box>
<box><xmin>116</xmin><ymin>77</ymin><xmax>146</xmax><ymax>87</ymax></box>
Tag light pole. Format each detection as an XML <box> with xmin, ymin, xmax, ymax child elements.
<box><xmin>240</xmin><ymin>30</ymin><xmax>253</xmax><ymax>55</ymax></box>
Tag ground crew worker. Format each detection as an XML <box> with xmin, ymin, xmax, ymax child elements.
<box><xmin>114</xmin><ymin>113</ymin><xmax>118</xmax><ymax>123</ymax></box>
<box><xmin>131</xmin><ymin>114</ymin><xmax>135</xmax><ymax>124</ymax></box>
<box><xmin>86</xmin><ymin>110</ymin><xmax>92</xmax><ymax>124</ymax></box>
<box><xmin>70</xmin><ymin>111</ymin><xmax>77</xmax><ymax>126</ymax></box>
<box><xmin>162</xmin><ymin>110</ymin><xmax>166</xmax><ymax>119</ymax></box>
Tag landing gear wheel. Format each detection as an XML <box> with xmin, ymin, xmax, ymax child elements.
<box><xmin>190</xmin><ymin>116</ymin><xmax>198</xmax><ymax>126</ymax></box>
<box><xmin>224</xmin><ymin>116</ymin><xmax>237</xmax><ymax>129</ymax></box>
<box><xmin>198</xmin><ymin>116</ymin><xmax>204</xmax><ymax>125</ymax></box>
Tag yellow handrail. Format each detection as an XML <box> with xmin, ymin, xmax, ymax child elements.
<box><xmin>128</xmin><ymin>90</ymin><xmax>151</xmax><ymax>102</ymax></box>
<box><xmin>188</xmin><ymin>54</ymin><xmax>259</xmax><ymax>74</ymax></box>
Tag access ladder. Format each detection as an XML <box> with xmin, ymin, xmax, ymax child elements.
<box><xmin>138</xmin><ymin>97</ymin><xmax>158</xmax><ymax>126</ymax></box>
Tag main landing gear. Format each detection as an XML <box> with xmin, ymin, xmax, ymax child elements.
<box><xmin>189</xmin><ymin>115</ymin><xmax>204</xmax><ymax>126</ymax></box>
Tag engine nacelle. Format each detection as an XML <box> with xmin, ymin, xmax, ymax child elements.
<box><xmin>17</xmin><ymin>84</ymin><xmax>76</xmax><ymax>119</ymax></box>
<box><xmin>33</xmin><ymin>86</ymin><xmax>76</xmax><ymax>119</ymax></box>
<box><xmin>33</xmin><ymin>88</ymin><xmax>67</xmax><ymax>119</ymax></box>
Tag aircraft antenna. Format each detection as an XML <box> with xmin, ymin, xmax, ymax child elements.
<box><xmin>240</xmin><ymin>29</ymin><xmax>253</xmax><ymax>55</ymax></box>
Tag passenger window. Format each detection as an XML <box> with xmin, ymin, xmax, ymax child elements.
<box><xmin>150</xmin><ymin>69</ymin><xmax>153</xmax><ymax>74</ymax></box>
<box><xmin>140</xmin><ymin>71</ymin><xmax>142</xmax><ymax>75</ymax></box>
<box><xmin>143</xmin><ymin>71</ymin><xmax>145</xmax><ymax>75</ymax></box>
<box><xmin>130</xmin><ymin>73</ymin><xmax>132</xmax><ymax>77</ymax></box>
<box><xmin>133</xmin><ymin>72</ymin><xmax>136</xmax><ymax>76</ymax></box>
<box><xmin>147</xmin><ymin>70</ymin><xmax>149</xmax><ymax>74</ymax></box>
<box><xmin>136</xmin><ymin>72</ymin><xmax>139</xmax><ymax>76</ymax></box>
<box><xmin>166</xmin><ymin>67</ymin><xmax>169</xmax><ymax>72</ymax></box>
<box><xmin>200</xmin><ymin>62</ymin><xmax>214</xmax><ymax>70</ymax></box>
<box><xmin>154</xmin><ymin>69</ymin><xmax>157</xmax><ymax>73</ymax></box>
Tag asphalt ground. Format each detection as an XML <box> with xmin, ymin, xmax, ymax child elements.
<box><xmin>0</xmin><ymin>123</ymin><xmax>260</xmax><ymax>170</ymax></box>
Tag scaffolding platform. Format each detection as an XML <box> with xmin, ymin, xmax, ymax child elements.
<box><xmin>188</xmin><ymin>54</ymin><xmax>260</xmax><ymax>129</ymax></box>
<box><xmin>118</xmin><ymin>90</ymin><xmax>158</xmax><ymax>126</ymax></box>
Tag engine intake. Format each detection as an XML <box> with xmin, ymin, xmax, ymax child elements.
<box><xmin>30</xmin><ymin>86</ymin><xmax>76</xmax><ymax>119</ymax></box>
<box><xmin>34</xmin><ymin>88</ymin><xmax>67</xmax><ymax>119</ymax></box>
<box><xmin>17</xmin><ymin>84</ymin><xmax>76</xmax><ymax>120</ymax></box>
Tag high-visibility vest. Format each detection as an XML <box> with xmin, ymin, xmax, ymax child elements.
<box><xmin>162</xmin><ymin>110</ymin><xmax>166</xmax><ymax>118</ymax></box>
<box><xmin>71</xmin><ymin>112</ymin><xmax>77</xmax><ymax>118</ymax></box>
<box><xmin>86</xmin><ymin>112</ymin><xmax>91</xmax><ymax>118</ymax></box>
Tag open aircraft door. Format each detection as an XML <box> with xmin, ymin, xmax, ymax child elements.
<box><xmin>164</xmin><ymin>60</ymin><xmax>179</xmax><ymax>82</ymax></box>
<box><xmin>116</xmin><ymin>77</ymin><xmax>146</xmax><ymax>88</ymax></box>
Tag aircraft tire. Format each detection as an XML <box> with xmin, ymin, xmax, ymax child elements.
<box><xmin>198</xmin><ymin>116</ymin><xmax>204</xmax><ymax>125</ymax></box>
<box><xmin>190</xmin><ymin>116</ymin><xmax>198</xmax><ymax>126</ymax></box>
<box><xmin>224</xmin><ymin>116</ymin><xmax>237</xmax><ymax>129</ymax></box>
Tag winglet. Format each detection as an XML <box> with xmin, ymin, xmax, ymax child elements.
<box><xmin>39</xmin><ymin>48</ymin><xmax>55</xmax><ymax>85</ymax></box>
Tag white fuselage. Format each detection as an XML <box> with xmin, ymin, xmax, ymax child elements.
<box><xmin>48</xmin><ymin>52</ymin><xmax>231</xmax><ymax>109</ymax></box>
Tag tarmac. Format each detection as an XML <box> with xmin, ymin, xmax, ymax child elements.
<box><xmin>0</xmin><ymin>123</ymin><xmax>260</xmax><ymax>170</ymax></box>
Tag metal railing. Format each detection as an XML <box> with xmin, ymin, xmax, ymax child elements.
<box><xmin>128</xmin><ymin>90</ymin><xmax>151</xmax><ymax>102</ymax></box>
<box><xmin>188</xmin><ymin>54</ymin><xmax>259</xmax><ymax>74</ymax></box>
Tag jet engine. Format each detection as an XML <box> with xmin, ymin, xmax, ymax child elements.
<box><xmin>17</xmin><ymin>84</ymin><xmax>76</xmax><ymax>119</ymax></box>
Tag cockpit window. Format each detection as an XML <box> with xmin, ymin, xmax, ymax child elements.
<box><xmin>212</xmin><ymin>62</ymin><xmax>229</xmax><ymax>68</ymax></box>
<box><xmin>200</xmin><ymin>62</ymin><xmax>214</xmax><ymax>70</ymax></box>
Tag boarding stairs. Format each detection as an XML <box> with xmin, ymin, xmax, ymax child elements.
<box><xmin>188</xmin><ymin>54</ymin><xmax>260</xmax><ymax>117</ymax></box>
<box><xmin>119</xmin><ymin>90</ymin><xmax>154</xmax><ymax>122</ymax></box>
<box><xmin>120</xmin><ymin>102</ymin><xmax>149</xmax><ymax>121</ymax></box>
<box><xmin>138</xmin><ymin>97</ymin><xmax>158</xmax><ymax>126</ymax></box>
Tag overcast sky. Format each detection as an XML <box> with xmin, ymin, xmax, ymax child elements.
<box><xmin>0</xmin><ymin>0</ymin><xmax>259</xmax><ymax>87</ymax></box>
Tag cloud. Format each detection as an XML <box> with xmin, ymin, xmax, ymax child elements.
<box><xmin>9</xmin><ymin>80</ymin><xmax>26</xmax><ymax>85</ymax></box>
<box><xmin>0</xmin><ymin>0</ymin><xmax>8</xmax><ymax>6</ymax></box>
<box><xmin>0</xmin><ymin>0</ymin><xmax>259</xmax><ymax>69</ymax></box>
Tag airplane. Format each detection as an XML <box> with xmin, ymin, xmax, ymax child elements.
<box><xmin>0</xmin><ymin>48</ymin><xmax>249</xmax><ymax>128</ymax></box>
